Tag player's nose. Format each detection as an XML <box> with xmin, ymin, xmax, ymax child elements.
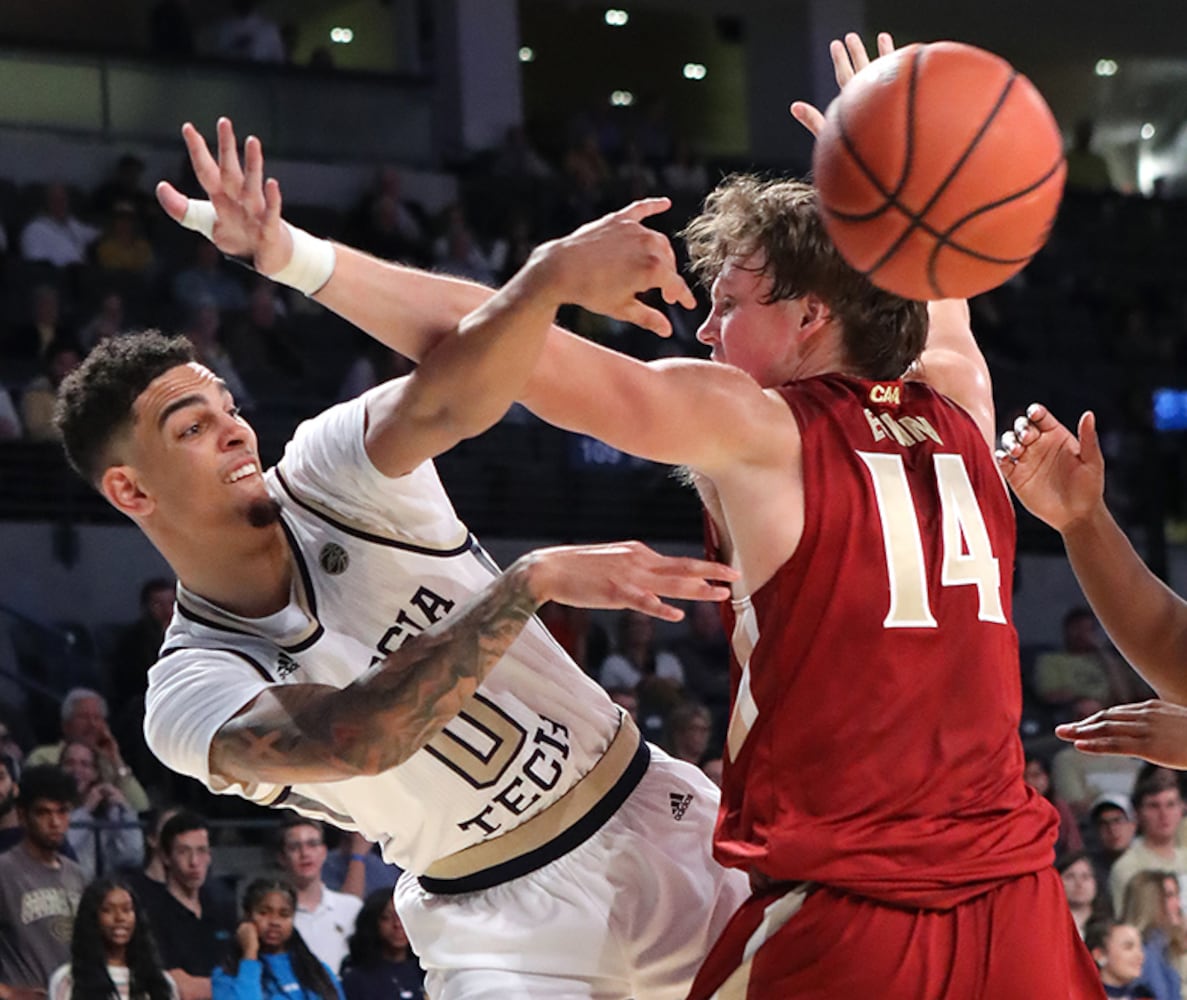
<box><xmin>695</xmin><ymin>317</ymin><xmax>718</xmax><ymax>345</ymax></box>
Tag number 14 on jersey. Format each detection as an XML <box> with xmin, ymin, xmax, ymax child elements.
<box><xmin>858</xmin><ymin>451</ymin><xmax>1007</xmax><ymax>629</ymax></box>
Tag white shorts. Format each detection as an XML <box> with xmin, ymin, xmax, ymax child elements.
<box><xmin>395</xmin><ymin>744</ymin><xmax>748</xmax><ymax>1000</ymax></box>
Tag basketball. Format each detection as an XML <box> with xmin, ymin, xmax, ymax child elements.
<box><xmin>812</xmin><ymin>41</ymin><xmax>1066</xmax><ymax>301</ymax></box>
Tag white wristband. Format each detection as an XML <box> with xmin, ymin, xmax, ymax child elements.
<box><xmin>177</xmin><ymin>198</ymin><xmax>335</xmax><ymax>297</ymax></box>
<box><xmin>270</xmin><ymin>223</ymin><xmax>336</xmax><ymax>297</ymax></box>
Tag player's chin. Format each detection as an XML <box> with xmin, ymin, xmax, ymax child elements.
<box><xmin>245</xmin><ymin>496</ymin><xmax>282</xmax><ymax>529</ymax></box>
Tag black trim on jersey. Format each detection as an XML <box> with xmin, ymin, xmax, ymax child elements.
<box><xmin>277</xmin><ymin>514</ymin><xmax>325</xmax><ymax>653</ymax></box>
<box><xmin>275</xmin><ymin>467</ymin><xmax>476</xmax><ymax>557</ymax></box>
<box><xmin>173</xmin><ymin>603</ymin><xmax>259</xmax><ymax>641</ymax></box>
<box><xmin>417</xmin><ymin>738</ymin><xmax>651</xmax><ymax>896</ymax></box>
<box><xmin>158</xmin><ymin>645</ymin><xmax>276</xmax><ymax>682</ymax></box>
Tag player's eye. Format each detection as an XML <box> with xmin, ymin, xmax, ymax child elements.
<box><xmin>228</xmin><ymin>406</ymin><xmax>242</xmax><ymax>419</ymax></box>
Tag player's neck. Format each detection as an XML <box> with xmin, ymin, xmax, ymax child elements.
<box><xmin>170</xmin><ymin>523</ymin><xmax>294</xmax><ymax>619</ymax></box>
<box><xmin>782</xmin><ymin>329</ymin><xmax>856</xmax><ymax>384</ymax></box>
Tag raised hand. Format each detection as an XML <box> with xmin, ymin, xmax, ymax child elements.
<box><xmin>155</xmin><ymin>117</ymin><xmax>293</xmax><ymax>275</ymax></box>
<box><xmin>533</xmin><ymin>198</ymin><xmax>696</xmax><ymax>337</ymax></box>
<box><xmin>790</xmin><ymin>31</ymin><xmax>897</xmax><ymax>137</ymax></box>
<box><xmin>1056</xmin><ymin>700</ymin><xmax>1187</xmax><ymax>769</ymax></box>
<box><xmin>524</xmin><ymin>541</ymin><xmax>739</xmax><ymax>623</ymax></box>
<box><xmin>995</xmin><ymin>403</ymin><xmax>1105</xmax><ymax>533</ymax></box>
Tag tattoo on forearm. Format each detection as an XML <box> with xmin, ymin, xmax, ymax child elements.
<box><xmin>215</xmin><ymin>563</ymin><xmax>539</xmax><ymax>780</ymax></box>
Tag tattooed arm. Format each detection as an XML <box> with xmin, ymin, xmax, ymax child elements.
<box><xmin>208</xmin><ymin>542</ymin><xmax>737</xmax><ymax>786</ymax></box>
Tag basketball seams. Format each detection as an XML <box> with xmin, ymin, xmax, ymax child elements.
<box><xmin>924</xmin><ymin>155</ymin><xmax>1067</xmax><ymax>294</ymax></box>
<box><xmin>814</xmin><ymin>41</ymin><xmax>1065</xmax><ymax>300</ymax></box>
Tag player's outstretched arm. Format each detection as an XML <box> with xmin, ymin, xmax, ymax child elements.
<box><xmin>158</xmin><ymin>117</ymin><xmax>518</xmax><ymax>362</ymax></box>
<box><xmin>999</xmin><ymin>403</ymin><xmax>1187</xmax><ymax>704</ymax></box>
<box><xmin>208</xmin><ymin>544</ymin><xmax>738</xmax><ymax>786</ymax></box>
<box><xmin>362</xmin><ymin>197</ymin><xmax>694</xmax><ymax>477</ymax></box>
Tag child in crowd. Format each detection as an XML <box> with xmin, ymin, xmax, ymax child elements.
<box><xmin>213</xmin><ymin>878</ymin><xmax>343</xmax><ymax>1000</ymax></box>
<box><xmin>48</xmin><ymin>877</ymin><xmax>176</xmax><ymax>1000</ymax></box>
<box><xmin>339</xmin><ymin>890</ymin><xmax>423</xmax><ymax>1000</ymax></box>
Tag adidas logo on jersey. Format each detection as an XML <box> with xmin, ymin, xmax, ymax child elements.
<box><xmin>276</xmin><ymin>652</ymin><xmax>301</xmax><ymax>678</ymax></box>
<box><xmin>669</xmin><ymin>792</ymin><xmax>693</xmax><ymax>820</ymax></box>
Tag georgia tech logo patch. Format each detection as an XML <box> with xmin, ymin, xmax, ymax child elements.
<box><xmin>319</xmin><ymin>542</ymin><xmax>349</xmax><ymax>575</ymax></box>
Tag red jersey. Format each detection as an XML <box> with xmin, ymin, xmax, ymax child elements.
<box><xmin>710</xmin><ymin>373</ymin><xmax>1057</xmax><ymax>909</ymax></box>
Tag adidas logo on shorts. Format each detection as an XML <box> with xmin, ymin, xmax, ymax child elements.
<box><xmin>669</xmin><ymin>792</ymin><xmax>693</xmax><ymax>820</ymax></box>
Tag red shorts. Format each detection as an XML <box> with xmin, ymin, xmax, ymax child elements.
<box><xmin>687</xmin><ymin>868</ymin><xmax>1105</xmax><ymax>1000</ymax></box>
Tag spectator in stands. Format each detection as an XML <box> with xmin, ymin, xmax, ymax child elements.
<box><xmin>1059</xmin><ymin>850</ymin><xmax>1105</xmax><ymax>937</ymax></box>
<box><xmin>1034</xmin><ymin>607</ymin><xmax>1148</xmax><ymax>721</ymax></box>
<box><xmin>92</xmin><ymin>154</ymin><xmax>155</xmax><ymax>233</ymax></box>
<box><xmin>665</xmin><ymin>701</ymin><xmax>713</xmax><ymax>765</ymax></box>
<box><xmin>339</xmin><ymin>889</ymin><xmax>423</xmax><ymax>1000</ymax></box>
<box><xmin>669</xmin><ymin>600</ymin><xmax>730</xmax><ymax>735</ymax></box>
<box><xmin>1111</xmin><ymin>768</ymin><xmax>1187</xmax><ymax>916</ymax></box>
<box><xmin>0</xmin><ymin>765</ymin><xmax>86</xmax><ymax>993</ymax></box>
<box><xmin>94</xmin><ymin>202</ymin><xmax>156</xmax><ymax>277</ymax></box>
<box><xmin>598</xmin><ymin>609</ymin><xmax>685</xmax><ymax>690</ymax></box>
<box><xmin>213</xmin><ymin>877</ymin><xmax>342</xmax><ymax>1000</ymax></box>
<box><xmin>1024</xmin><ymin>753</ymin><xmax>1084</xmax><ymax>857</ymax></box>
<box><xmin>2</xmin><ymin>284</ymin><xmax>75</xmax><ymax>366</ymax></box>
<box><xmin>138</xmin><ymin>811</ymin><xmax>237</xmax><ymax>1000</ymax></box>
<box><xmin>1121</xmin><ymin>870</ymin><xmax>1186</xmax><ymax>1000</ymax></box>
<box><xmin>27</xmin><ymin>688</ymin><xmax>150</xmax><ymax>813</ymax></box>
<box><xmin>19</xmin><ymin>183</ymin><xmax>99</xmax><ymax>269</ymax></box>
<box><xmin>348</xmin><ymin>168</ymin><xmax>428</xmax><ymax>267</ymax></box>
<box><xmin>211</xmin><ymin>0</ymin><xmax>285</xmax><ymax>63</ymax></box>
<box><xmin>121</xmin><ymin>805</ymin><xmax>181</xmax><ymax>904</ymax></box>
<box><xmin>20</xmin><ymin>340</ymin><xmax>82</xmax><ymax>442</ymax></box>
<box><xmin>47</xmin><ymin>876</ymin><xmax>177</xmax><ymax>1000</ymax></box>
<box><xmin>224</xmin><ymin>281</ymin><xmax>305</xmax><ymax>394</ymax></box>
<box><xmin>172</xmin><ymin>241</ymin><xmax>248</xmax><ymax>314</ymax></box>
<box><xmin>661</xmin><ymin>138</ymin><xmax>710</xmax><ymax>197</ymax></box>
<box><xmin>275</xmin><ymin>818</ymin><xmax>362</xmax><ymax>977</ymax></box>
<box><xmin>320</xmin><ymin>829</ymin><xmax>398</xmax><ymax>900</ymax></box>
<box><xmin>77</xmin><ymin>291</ymin><xmax>126</xmax><ymax>353</ymax></box>
<box><xmin>1086</xmin><ymin>918</ymin><xmax>1155</xmax><ymax>999</ymax></box>
<box><xmin>1066</xmin><ymin>119</ymin><xmax>1115</xmax><ymax>195</ymax></box>
<box><xmin>59</xmin><ymin>740</ymin><xmax>144</xmax><ymax>879</ymax></box>
<box><xmin>490</xmin><ymin>125</ymin><xmax>553</xmax><ymax>182</ymax></box>
<box><xmin>1093</xmin><ymin>794</ymin><xmax>1140</xmax><ymax>892</ymax></box>
<box><xmin>431</xmin><ymin>205</ymin><xmax>496</xmax><ymax>285</ymax></box>
<box><xmin>1052</xmin><ymin>717</ymin><xmax>1143</xmax><ymax>820</ymax></box>
<box><xmin>180</xmin><ymin>300</ymin><xmax>253</xmax><ymax>412</ymax></box>
<box><xmin>0</xmin><ymin>753</ymin><xmax>20</xmax><ymax>853</ymax></box>
<box><xmin>109</xmin><ymin>577</ymin><xmax>175</xmax><ymax>705</ymax></box>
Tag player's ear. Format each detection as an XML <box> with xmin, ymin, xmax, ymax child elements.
<box><xmin>796</xmin><ymin>293</ymin><xmax>833</xmax><ymax>336</ymax></box>
<box><xmin>101</xmin><ymin>464</ymin><xmax>155</xmax><ymax>518</ymax></box>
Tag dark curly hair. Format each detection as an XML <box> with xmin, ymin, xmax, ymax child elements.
<box><xmin>54</xmin><ymin>330</ymin><xmax>195</xmax><ymax>486</ymax></box>
<box><xmin>681</xmin><ymin>174</ymin><xmax>929</xmax><ymax>380</ymax></box>
<box><xmin>70</xmin><ymin>877</ymin><xmax>173</xmax><ymax>1000</ymax></box>
<box><xmin>224</xmin><ymin>877</ymin><xmax>340</xmax><ymax>1000</ymax></box>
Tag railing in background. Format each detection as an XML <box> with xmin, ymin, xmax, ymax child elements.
<box><xmin>0</xmin><ymin>46</ymin><xmax>435</xmax><ymax>165</ymax></box>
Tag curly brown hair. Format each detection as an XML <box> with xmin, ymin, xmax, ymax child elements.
<box><xmin>681</xmin><ymin>174</ymin><xmax>928</xmax><ymax>380</ymax></box>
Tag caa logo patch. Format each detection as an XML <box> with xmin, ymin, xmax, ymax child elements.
<box><xmin>319</xmin><ymin>542</ymin><xmax>349</xmax><ymax>575</ymax></box>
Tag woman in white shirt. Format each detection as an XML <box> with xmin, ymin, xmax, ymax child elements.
<box><xmin>49</xmin><ymin>878</ymin><xmax>177</xmax><ymax>1000</ymax></box>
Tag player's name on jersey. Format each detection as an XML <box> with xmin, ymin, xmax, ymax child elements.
<box><xmin>862</xmin><ymin>408</ymin><xmax>944</xmax><ymax>449</ymax></box>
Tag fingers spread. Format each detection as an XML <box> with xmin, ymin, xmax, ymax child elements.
<box><xmin>844</xmin><ymin>32</ymin><xmax>870</xmax><ymax>73</ymax></box>
<box><xmin>618</xmin><ymin>197</ymin><xmax>672</xmax><ymax>223</ymax></box>
<box><xmin>877</xmin><ymin>32</ymin><xmax>896</xmax><ymax>57</ymax></box>
<box><xmin>1078</xmin><ymin>410</ymin><xmax>1103</xmax><ymax>466</ymax></box>
<box><xmin>618</xmin><ymin>301</ymin><xmax>672</xmax><ymax>338</ymax></box>
<box><xmin>182</xmin><ymin>122</ymin><xmax>222</xmax><ymax>194</ymax></box>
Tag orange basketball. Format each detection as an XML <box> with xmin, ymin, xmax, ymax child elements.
<box><xmin>812</xmin><ymin>41</ymin><xmax>1066</xmax><ymax>301</ymax></box>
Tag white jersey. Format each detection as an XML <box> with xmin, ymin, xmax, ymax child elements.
<box><xmin>145</xmin><ymin>392</ymin><xmax>621</xmax><ymax>874</ymax></box>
